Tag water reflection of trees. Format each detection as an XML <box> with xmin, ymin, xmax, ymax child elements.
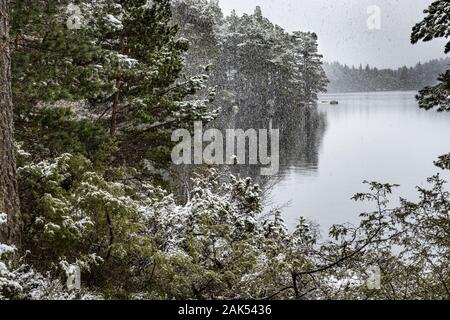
<box><xmin>216</xmin><ymin>104</ymin><xmax>327</xmax><ymax>199</ymax></box>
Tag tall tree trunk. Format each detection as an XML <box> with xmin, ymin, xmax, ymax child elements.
<box><xmin>0</xmin><ymin>0</ymin><xmax>21</xmax><ymax>246</ymax></box>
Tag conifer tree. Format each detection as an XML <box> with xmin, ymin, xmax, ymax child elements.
<box><xmin>411</xmin><ymin>0</ymin><xmax>449</xmax><ymax>111</ymax></box>
<box><xmin>172</xmin><ymin>0</ymin><xmax>222</xmax><ymax>75</ymax></box>
<box><xmin>293</xmin><ymin>32</ymin><xmax>329</xmax><ymax>104</ymax></box>
<box><xmin>10</xmin><ymin>0</ymin><xmax>216</xmax><ymax>171</ymax></box>
<box><xmin>82</xmin><ymin>0</ymin><xmax>216</xmax><ymax>169</ymax></box>
<box><xmin>10</xmin><ymin>0</ymin><xmax>113</xmax><ymax>161</ymax></box>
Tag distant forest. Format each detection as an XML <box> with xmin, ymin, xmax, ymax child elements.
<box><xmin>323</xmin><ymin>57</ymin><xmax>450</xmax><ymax>93</ymax></box>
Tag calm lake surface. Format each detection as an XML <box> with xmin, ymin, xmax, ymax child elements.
<box><xmin>269</xmin><ymin>91</ymin><xmax>450</xmax><ymax>232</ymax></box>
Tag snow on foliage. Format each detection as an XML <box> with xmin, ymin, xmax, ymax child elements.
<box><xmin>105</xmin><ymin>14</ymin><xmax>123</xmax><ymax>30</ymax></box>
<box><xmin>0</xmin><ymin>213</ymin><xmax>6</xmax><ymax>226</ymax></box>
<box><xmin>411</xmin><ymin>0</ymin><xmax>450</xmax><ymax>111</ymax></box>
<box><xmin>411</xmin><ymin>0</ymin><xmax>450</xmax><ymax>54</ymax></box>
<box><xmin>116</xmin><ymin>54</ymin><xmax>139</xmax><ymax>68</ymax></box>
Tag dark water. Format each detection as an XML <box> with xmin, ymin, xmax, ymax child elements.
<box><xmin>268</xmin><ymin>91</ymin><xmax>450</xmax><ymax>231</ymax></box>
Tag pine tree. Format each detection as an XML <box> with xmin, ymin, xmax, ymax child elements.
<box><xmin>293</xmin><ymin>31</ymin><xmax>329</xmax><ymax>103</ymax></box>
<box><xmin>10</xmin><ymin>1</ymin><xmax>111</xmax><ymax>104</ymax></box>
<box><xmin>411</xmin><ymin>0</ymin><xmax>450</xmax><ymax>111</ymax></box>
<box><xmin>10</xmin><ymin>0</ymin><xmax>113</xmax><ymax>162</ymax></box>
<box><xmin>0</xmin><ymin>0</ymin><xmax>21</xmax><ymax>246</ymax></box>
<box><xmin>172</xmin><ymin>0</ymin><xmax>222</xmax><ymax>75</ymax></box>
<box><xmin>214</xmin><ymin>7</ymin><xmax>304</xmax><ymax>126</ymax></box>
<box><xmin>10</xmin><ymin>0</ymin><xmax>216</xmax><ymax>172</ymax></box>
<box><xmin>81</xmin><ymin>0</ymin><xmax>216</xmax><ymax>168</ymax></box>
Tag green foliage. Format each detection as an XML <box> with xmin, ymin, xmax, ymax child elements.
<box><xmin>18</xmin><ymin>154</ymin><xmax>148</xmax><ymax>273</ymax></box>
<box><xmin>16</xmin><ymin>106</ymin><xmax>108</xmax><ymax>162</ymax></box>
<box><xmin>81</xmin><ymin>0</ymin><xmax>217</xmax><ymax>168</ymax></box>
<box><xmin>411</xmin><ymin>0</ymin><xmax>450</xmax><ymax>54</ymax></box>
<box><xmin>11</xmin><ymin>0</ymin><xmax>112</xmax><ymax>103</ymax></box>
<box><xmin>435</xmin><ymin>152</ymin><xmax>450</xmax><ymax>170</ymax></box>
<box><xmin>416</xmin><ymin>70</ymin><xmax>450</xmax><ymax>111</ymax></box>
<box><xmin>11</xmin><ymin>0</ymin><xmax>217</xmax><ymax>172</ymax></box>
<box><xmin>14</xmin><ymin>155</ymin><xmax>282</xmax><ymax>298</ymax></box>
<box><xmin>411</xmin><ymin>0</ymin><xmax>449</xmax><ymax>111</ymax></box>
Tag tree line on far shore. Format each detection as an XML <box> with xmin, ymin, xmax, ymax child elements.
<box><xmin>324</xmin><ymin>57</ymin><xmax>450</xmax><ymax>93</ymax></box>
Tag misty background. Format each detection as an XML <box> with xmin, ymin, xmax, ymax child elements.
<box><xmin>218</xmin><ymin>0</ymin><xmax>448</xmax><ymax>69</ymax></box>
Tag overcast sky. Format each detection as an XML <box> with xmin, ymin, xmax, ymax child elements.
<box><xmin>218</xmin><ymin>0</ymin><xmax>448</xmax><ymax>69</ymax></box>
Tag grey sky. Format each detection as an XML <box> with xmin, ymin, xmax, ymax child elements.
<box><xmin>218</xmin><ymin>0</ymin><xmax>448</xmax><ymax>69</ymax></box>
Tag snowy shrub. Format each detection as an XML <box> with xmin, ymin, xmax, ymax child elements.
<box><xmin>1</xmin><ymin>212</ymin><xmax>102</xmax><ymax>300</ymax></box>
<box><xmin>16</xmin><ymin>153</ymin><xmax>300</xmax><ymax>299</ymax></box>
<box><xmin>0</xmin><ymin>212</ymin><xmax>21</xmax><ymax>299</ymax></box>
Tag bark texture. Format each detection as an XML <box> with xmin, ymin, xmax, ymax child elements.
<box><xmin>0</xmin><ymin>0</ymin><xmax>21</xmax><ymax>246</ymax></box>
